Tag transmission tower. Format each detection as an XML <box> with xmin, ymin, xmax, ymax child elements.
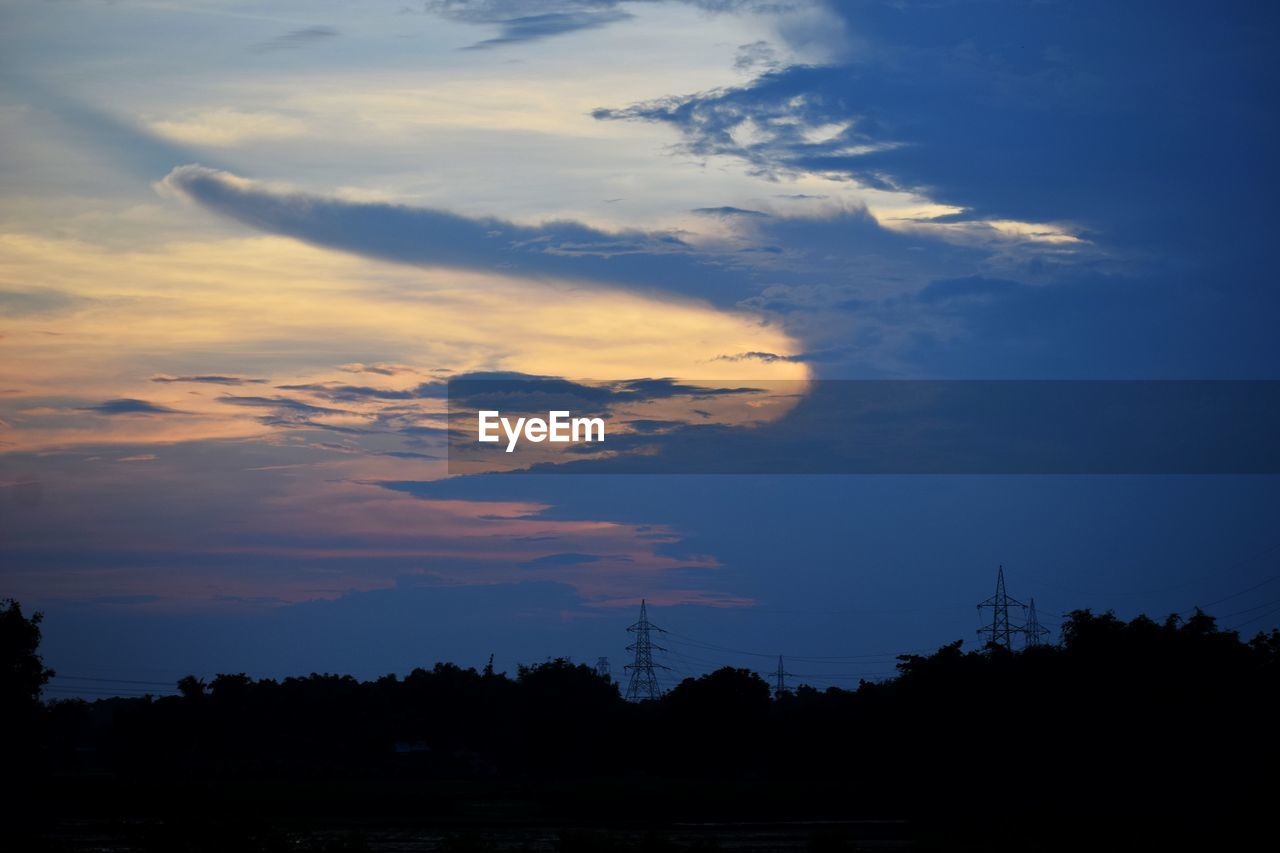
<box><xmin>595</xmin><ymin>656</ymin><xmax>611</xmax><ymax>681</ymax></box>
<box><xmin>977</xmin><ymin>565</ymin><xmax>1026</xmax><ymax>650</ymax></box>
<box><xmin>624</xmin><ymin>599</ymin><xmax>668</xmax><ymax>701</ymax></box>
<box><xmin>771</xmin><ymin>655</ymin><xmax>794</xmax><ymax>698</ymax></box>
<box><xmin>1024</xmin><ymin>597</ymin><xmax>1050</xmax><ymax>647</ymax></box>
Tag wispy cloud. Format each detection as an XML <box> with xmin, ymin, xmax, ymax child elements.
<box><xmin>464</xmin><ymin>11</ymin><xmax>633</xmax><ymax>49</ymax></box>
<box><xmin>423</xmin><ymin>0</ymin><xmax>780</xmax><ymax>49</ymax></box>
<box><xmin>159</xmin><ymin>165</ymin><xmax>760</xmax><ymax>305</ymax></box>
<box><xmin>338</xmin><ymin>363</ymin><xmax>417</xmax><ymax>377</ymax></box>
<box><xmin>691</xmin><ymin>206</ymin><xmax>769</xmax><ymax>218</ymax></box>
<box><xmin>81</xmin><ymin>399</ymin><xmax>188</xmax><ymax>416</ymax></box>
<box><xmin>146</xmin><ymin>109</ymin><xmax>307</xmax><ymax>148</ymax></box>
<box><xmin>252</xmin><ymin>26</ymin><xmax>339</xmax><ymax>53</ymax></box>
<box><xmin>0</xmin><ymin>288</ymin><xmax>86</xmax><ymax>316</ymax></box>
<box><xmin>217</xmin><ymin>395</ymin><xmax>348</xmax><ymax>416</ymax></box>
<box><xmin>712</xmin><ymin>348</ymin><xmax>844</xmax><ymax>364</ymax></box>
<box><xmin>152</xmin><ymin>375</ymin><xmax>269</xmax><ymax>386</ymax></box>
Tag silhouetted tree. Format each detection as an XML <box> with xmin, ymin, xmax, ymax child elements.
<box><xmin>21</xmin><ymin>605</ymin><xmax>1280</xmax><ymax>850</ymax></box>
<box><xmin>177</xmin><ymin>675</ymin><xmax>206</xmax><ymax>700</ymax></box>
<box><xmin>1</xmin><ymin>598</ymin><xmax>54</xmax><ymax>712</ymax></box>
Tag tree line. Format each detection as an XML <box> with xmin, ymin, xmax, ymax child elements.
<box><xmin>3</xmin><ymin>598</ymin><xmax>1279</xmax><ymax>849</ymax></box>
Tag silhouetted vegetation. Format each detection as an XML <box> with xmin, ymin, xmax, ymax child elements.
<box><xmin>7</xmin><ymin>603</ymin><xmax>1280</xmax><ymax>850</ymax></box>
<box><xmin>1</xmin><ymin>597</ymin><xmax>55</xmax><ymax>766</ymax></box>
<box><xmin>1</xmin><ymin>598</ymin><xmax>55</xmax><ymax>708</ymax></box>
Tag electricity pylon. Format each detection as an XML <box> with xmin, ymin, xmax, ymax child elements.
<box><xmin>1024</xmin><ymin>597</ymin><xmax>1050</xmax><ymax>647</ymax></box>
<box><xmin>624</xmin><ymin>599</ymin><xmax>668</xmax><ymax>701</ymax></box>
<box><xmin>977</xmin><ymin>565</ymin><xmax>1026</xmax><ymax>650</ymax></box>
<box><xmin>771</xmin><ymin>655</ymin><xmax>794</xmax><ymax>698</ymax></box>
<box><xmin>595</xmin><ymin>656</ymin><xmax>611</xmax><ymax>681</ymax></box>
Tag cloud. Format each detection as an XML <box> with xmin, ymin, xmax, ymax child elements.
<box><xmin>7</xmin><ymin>75</ymin><xmax>221</xmax><ymax>180</ymax></box>
<box><xmin>252</xmin><ymin>26</ymin><xmax>340</xmax><ymax>53</ymax></box>
<box><xmin>81</xmin><ymin>399</ymin><xmax>188</xmax><ymax>416</ymax></box>
<box><xmin>713</xmin><ymin>350</ymin><xmax>808</xmax><ymax>363</ymax></box>
<box><xmin>255</xmin><ymin>415</ymin><xmax>370</xmax><ymax>435</ymax></box>
<box><xmin>519</xmin><ymin>552</ymin><xmax>626</xmax><ymax>569</ymax></box>
<box><xmin>0</xmin><ymin>288</ymin><xmax>85</xmax><ymax>316</ymax></box>
<box><xmin>440</xmin><ymin>374</ymin><xmax>766</xmax><ymax>419</ymax></box>
<box><xmin>217</xmin><ymin>395</ymin><xmax>348</xmax><ymax>415</ymax></box>
<box><xmin>691</xmin><ymin>206</ymin><xmax>769</xmax><ymax>218</ymax></box>
<box><xmin>84</xmin><ymin>595</ymin><xmax>162</xmax><ymax>606</ymax></box>
<box><xmin>146</xmin><ymin>109</ymin><xmax>307</xmax><ymax>148</ymax></box>
<box><xmin>594</xmin><ymin>0</ymin><xmax>1278</xmax><ymax>253</ymax></box>
<box><xmin>734</xmin><ymin>39</ymin><xmax>779</xmax><ymax>73</ymax></box>
<box><xmin>423</xmin><ymin>0</ymin><xmax>774</xmax><ymax>50</ymax></box>
<box><xmin>338</xmin><ymin>363</ymin><xmax>417</xmax><ymax>377</ymax></box>
<box><xmin>275</xmin><ymin>383</ymin><xmax>418</xmax><ymax>403</ymax></box>
<box><xmin>0</xmin><ymin>232</ymin><xmax>806</xmax><ymax>454</ymax></box>
<box><xmin>159</xmin><ymin>165</ymin><xmax>769</xmax><ymax>306</ymax></box>
<box><xmin>592</xmin><ymin>75</ymin><xmax>886</xmax><ymax>185</ymax></box>
<box><xmin>152</xmin><ymin>375</ymin><xmax>269</xmax><ymax>385</ymax></box>
<box><xmin>464</xmin><ymin>11</ymin><xmax>634</xmax><ymax>49</ymax></box>
<box><xmin>274</xmin><ymin>373</ymin><xmax>769</xmax><ymax>428</ymax></box>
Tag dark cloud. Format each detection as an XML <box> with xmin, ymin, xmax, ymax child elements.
<box><xmin>161</xmin><ymin>165</ymin><xmax>768</xmax><ymax>306</ymax></box>
<box><xmin>423</xmin><ymin>0</ymin><xmax>627</xmax><ymax>22</ymax></box>
<box><xmin>217</xmin><ymin>395</ymin><xmax>347</xmax><ymax>415</ymax></box>
<box><xmin>254</xmin><ymin>415</ymin><xmax>369</xmax><ymax>435</ymax></box>
<box><xmin>0</xmin><ymin>288</ymin><xmax>85</xmax><ymax>316</ymax></box>
<box><xmin>518</xmin><ymin>552</ymin><xmax>623</xmax><ymax>569</ymax></box>
<box><xmin>464</xmin><ymin>11</ymin><xmax>633</xmax><ymax>49</ymax></box>
<box><xmin>691</xmin><ymin>206</ymin><xmax>769</xmax><ymax>218</ymax></box>
<box><xmin>596</xmin><ymin>0</ymin><xmax>1280</xmax><ymax>378</ymax></box>
<box><xmin>422</xmin><ymin>0</ymin><xmax>776</xmax><ymax>50</ymax></box>
<box><xmin>83</xmin><ymin>595</ymin><xmax>161</xmax><ymax>606</ymax></box>
<box><xmin>440</xmin><ymin>375</ymin><xmax>765</xmax><ymax>426</ymax></box>
<box><xmin>623</xmin><ymin>419</ymin><xmax>685</xmax><ymax>433</ymax></box>
<box><xmin>81</xmin><ymin>399</ymin><xmax>187</xmax><ymax>416</ymax></box>
<box><xmin>276</xmin><ymin>383</ymin><xmax>418</xmax><ymax>403</ymax></box>
<box><xmin>338</xmin><ymin>363</ymin><xmax>416</xmax><ymax>376</ymax></box>
<box><xmin>381</xmin><ymin>450</ymin><xmax>440</xmax><ymax>460</ymax></box>
<box><xmin>597</xmin><ymin>1</ymin><xmax>1279</xmax><ymax>252</ymax></box>
<box><xmin>712</xmin><ymin>349</ymin><xmax>843</xmax><ymax>364</ymax></box>
<box><xmin>252</xmin><ymin>26</ymin><xmax>339</xmax><ymax>53</ymax></box>
<box><xmin>152</xmin><ymin>375</ymin><xmax>269</xmax><ymax>385</ymax></box>
<box><xmin>159</xmin><ymin>2</ymin><xmax>1279</xmax><ymax>383</ymax></box>
<box><xmin>734</xmin><ymin>39</ymin><xmax>779</xmax><ymax>73</ymax></box>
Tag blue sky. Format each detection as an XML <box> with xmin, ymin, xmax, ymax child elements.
<box><xmin>2</xmin><ymin>0</ymin><xmax>1278</xmax><ymax>696</ymax></box>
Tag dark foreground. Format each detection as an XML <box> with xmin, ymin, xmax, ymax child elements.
<box><xmin>5</xmin><ymin>607</ymin><xmax>1278</xmax><ymax>851</ymax></box>
<box><xmin>19</xmin><ymin>776</ymin><xmax>1264</xmax><ymax>853</ymax></box>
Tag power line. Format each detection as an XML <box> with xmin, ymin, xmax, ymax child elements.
<box><xmin>1230</xmin><ymin>603</ymin><xmax>1280</xmax><ymax>632</ymax></box>
<box><xmin>53</xmin><ymin>674</ymin><xmax>177</xmax><ymax>687</ymax></box>
<box><xmin>665</xmin><ymin>630</ymin><xmax>926</xmax><ymax>662</ymax></box>
<box><xmin>43</xmin><ymin>686</ymin><xmax>177</xmax><ymax>698</ymax></box>
<box><xmin>1216</xmin><ymin>597</ymin><xmax>1280</xmax><ymax>621</ymax></box>
<box><xmin>1192</xmin><ymin>573</ymin><xmax>1280</xmax><ymax>615</ymax></box>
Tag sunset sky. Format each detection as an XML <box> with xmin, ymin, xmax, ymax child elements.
<box><xmin>3</xmin><ymin>0</ymin><xmax>1278</xmax><ymax>697</ymax></box>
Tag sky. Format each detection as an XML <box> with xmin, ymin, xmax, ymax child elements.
<box><xmin>2</xmin><ymin>0</ymin><xmax>1279</xmax><ymax>699</ymax></box>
